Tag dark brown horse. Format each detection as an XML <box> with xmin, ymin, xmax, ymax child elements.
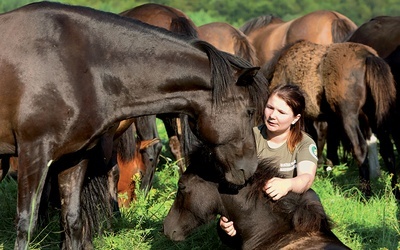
<box><xmin>198</xmin><ymin>22</ymin><xmax>258</xmax><ymax>65</ymax></box>
<box><xmin>0</xmin><ymin>2</ymin><xmax>269</xmax><ymax>249</ymax></box>
<box><xmin>163</xmin><ymin>146</ymin><xmax>350</xmax><ymax>249</ymax></box>
<box><xmin>262</xmin><ymin>40</ymin><xmax>396</xmax><ymax>197</ymax></box>
<box><xmin>240</xmin><ymin>10</ymin><xmax>358</xmax><ymax>66</ymax></box>
<box><xmin>345</xmin><ymin>16</ymin><xmax>400</xmax><ymax>198</ymax></box>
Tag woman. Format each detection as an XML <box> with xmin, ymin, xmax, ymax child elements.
<box><xmin>220</xmin><ymin>83</ymin><xmax>319</xmax><ymax>237</ymax></box>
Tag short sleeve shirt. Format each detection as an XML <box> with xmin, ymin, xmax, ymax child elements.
<box><xmin>253</xmin><ymin>124</ymin><xmax>318</xmax><ymax>178</ymax></box>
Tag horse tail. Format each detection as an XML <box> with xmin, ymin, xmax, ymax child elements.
<box><xmin>331</xmin><ymin>19</ymin><xmax>357</xmax><ymax>42</ymax></box>
<box><xmin>364</xmin><ymin>53</ymin><xmax>396</xmax><ymax>125</ymax></box>
<box><xmin>170</xmin><ymin>17</ymin><xmax>198</xmax><ymax>38</ymax></box>
<box><xmin>240</xmin><ymin>15</ymin><xmax>283</xmax><ymax>35</ymax></box>
<box><xmin>81</xmin><ymin>145</ymin><xmax>120</xmax><ymax>242</ymax></box>
<box><xmin>330</xmin><ymin>11</ymin><xmax>357</xmax><ymax>42</ymax></box>
<box><xmin>232</xmin><ymin>30</ymin><xmax>259</xmax><ymax>66</ymax></box>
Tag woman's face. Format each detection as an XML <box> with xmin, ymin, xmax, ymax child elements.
<box><xmin>264</xmin><ymin>93</ymin><xmax>300</xmax><ymax>135</ymax></box>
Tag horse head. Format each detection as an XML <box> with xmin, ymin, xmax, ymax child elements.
<box><xmin>189</xmin><ymin>40</ymin><xmax>269</xmax><ymax>185</ymax></box>
<box><xmin>163</xmin><ymin>144</ymin><xmax>226</xmax><ymax>241</ymax></box>
<box><xmin>163</xmin><ymin>152</ymin><xmax>335</xmax><ymax>246</ymax></box>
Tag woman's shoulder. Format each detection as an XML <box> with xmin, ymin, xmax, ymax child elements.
<box><xmin>253</xmin><ymin>124</ymin><xmax>265</xmax><ymax>135</ymax></box>
<box><xmin>301</xmin><ymin>131</ymin><xmax>316</xmax><ymax>144</ymax></box>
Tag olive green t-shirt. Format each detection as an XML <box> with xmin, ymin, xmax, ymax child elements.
<box><xmin>253</xmin><ymin>124</ymin><xmax>318</xmax><ymax>178</ymax></box>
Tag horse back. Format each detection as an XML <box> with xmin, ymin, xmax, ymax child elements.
<box><xmin>347</xmin><ymin>16</ymin><xmax>400</xmax><ymax>58</ymax></box>
<box><xmin>268</xmin><ymin>41</ymin><xmax>328</xmax><ymax>119</ymax></box>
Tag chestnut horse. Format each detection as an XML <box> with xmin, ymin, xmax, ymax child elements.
<box><xmin>262</xmin><ymin>40</ymin><xmax>396</xmax><ymax>197</ymax></box>
<box><xmin>240</xmin><ymin>10</ymin><xmax>358</xmax><ymax>66</ymax></box>
<box><xmin>198</xmin><ymin>22</ymin><xmax>258</xmax><ymax>66</ymax></box>
<box><xmin>0</xmin><ymin>2</ymin><xmax>269</xmax><ymax>249</ymax></box>
<box><xmin>116</xmin><ymin>121</ymin><xmax>161</xmax><ymax>207</ymax></box>
<box><xmin>345</xmin><ymin>16</ymin><xmax>400</xmax><ymax>198</ymax></box>
<box><xmin>163</xmin><ymin>146</ymin><xmax>350</xmax><ymax>249</ymax></box>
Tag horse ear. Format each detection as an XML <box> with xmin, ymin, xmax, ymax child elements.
<box><xmin>236</xmin><ymin>67</ymin><xmax>260</xmax><ymax>86</ymax></box>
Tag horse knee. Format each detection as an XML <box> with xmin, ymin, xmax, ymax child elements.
<box><xmin>65</xmin><ymin>211</ymin><xmax>83</xmax><ymax>232</ymax></box>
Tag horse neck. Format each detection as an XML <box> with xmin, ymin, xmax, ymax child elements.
<box><xmin>85</xmin><ymin>23</ymin><xmax>213</xmax><ymax>120</ymax></box>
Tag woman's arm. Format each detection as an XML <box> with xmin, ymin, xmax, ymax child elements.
<box><xmin>264</xmin><ymin>160</ymin><xmax>316</xmax><ymax>200</ymax></box>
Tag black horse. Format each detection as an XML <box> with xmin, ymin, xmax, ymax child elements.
<box><xmin>0</xmin><ymin>2</ymin><xmax>268</xmax><ymax>249</ymax></box>
<box><xmin>345</xmin><ymin>16</ymin><xmax>400</xmax><ymax>198</ymax></box>
<box><xmin>163</xmin><ymin>146</ymin><xmax>350</xmax><ymax>249</ymax></box>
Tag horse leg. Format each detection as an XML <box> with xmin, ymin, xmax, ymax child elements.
<box><xmin>312</xmin><ymin>121</ymin><xmax>329</xmax><ymax>166</ymax></box>
<box><xmin>14</xmin><ymin>144</ymin><xmax>52</xmax><ymax>249</ymax></box>
<box><xmin>342</xmin><ymin>116</ymin><xmax>371</xmax><ymax>197</ymax></box>
<box><xmin>58</xmin><ymin>158</ymin><xmax>89</xmax><ymax>250</ymax></box>
<box><xmin>135</xmin><ymin>115</ymin><xmax>162</xmax><ymax>193</ymax></box>
<box><xmin>158</xmin><ymin>114</ymin><xmax>186</xmax><ymax>174</ymax></box>
<box><xmin>0</xmin><ymin>155</ymin><xmax>10</xmax><ymax>180</ymax></box>
<box><xmin>366</xmin><ymin>134</ymin><xmax>380</xmax><ymax>179</ymax></box>
<box><xmin>376</xmin><ymin>128</ymin><xmax>399</xmax><ymax>199</ymax></box>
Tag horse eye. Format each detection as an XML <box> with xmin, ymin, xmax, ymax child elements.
<box><xmin>178</xmin><ymin>182</ymin><xmax>186</xmax><ymax>191</ymax></box>
<box><xmin>247</xmin><ymin>108</ymin><xmax>256</xmax><ymax>117</ymax></box>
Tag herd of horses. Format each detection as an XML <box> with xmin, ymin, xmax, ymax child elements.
<box><xmin>0</xmin><ymin>1</ymin><xmax>399</xmax><ymax>249</ymax></box>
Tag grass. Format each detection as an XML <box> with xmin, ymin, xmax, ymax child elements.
<box><xmin>0</xmin><ymin>120</ymin><xmax>399</xmax><ymax>249</ymax></box>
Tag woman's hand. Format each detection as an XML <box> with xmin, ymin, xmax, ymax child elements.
<box><xmin>219</xmin><ymin>216</ymin><xmax>236</xmax><ymax>236</ymax></box>
<box><xmin>263</xmin><ymin>177</ymin><xmax>291</xmax><ymax>200</ymax></box>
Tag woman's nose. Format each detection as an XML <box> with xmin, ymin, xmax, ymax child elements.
<box><xmin>269</xmin><ymin>110</ymin><xmax>277</xmax><ymax>119</ymax></box>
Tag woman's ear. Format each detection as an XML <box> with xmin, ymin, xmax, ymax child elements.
<box><xmin>292</xmin><ymin>114</ymin><xmax>301</xmax><ymax>125</ymax></box>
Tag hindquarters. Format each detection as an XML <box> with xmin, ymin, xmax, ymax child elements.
<box><xmin>322</xmin><ymin>43</ymin><xmax>395</xmax><ymax>164</ymax></box>
<box><xmin>263</xmin><ymin>40</ymin><xmax>328</xmax><ymax>119</ymax></box>
<box><xmin>287</xmin><ymin>10</ymin><xmax>357</xmax><ymax>45</ymax></box>
<box><xmin>331</xmin><ymin>11</ymin><xmax>358</xmax><ymax>42</ymax></box>
<box><xmin>120</xmin><ymin>3</ymin><xmax>198</xmax><ymax>38</ymax></box>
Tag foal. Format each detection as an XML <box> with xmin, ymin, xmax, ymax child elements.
<box><xmin>163</xmin><ymin>147</ymin><xmax>350</xmax><ymax>249</ymax></box>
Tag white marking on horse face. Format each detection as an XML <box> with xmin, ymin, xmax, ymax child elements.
<box><xmin>47</xmin><ymin>160</ymin><xmax>53</xmax><ymax>167</ymax></box>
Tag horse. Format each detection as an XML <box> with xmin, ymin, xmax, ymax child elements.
<box><xmin>119</xmin><ymin>3</ymin><xmax>198</xmax><ymax>38</ymax></box>
<box><xmin>163</xmin><ymin>146</ymin><xmax>350</xmax><ymax>249</ymax></box>
<box><xmin>116</xmin><ymin>121</ymin><xmax>161</xmax><ymax>207</ymax></box>
<box><xmin>198</xmin><ymin>22</ymin><xmax>258</xmax><ymax>66</ymax></box>
<box><xmin>120</xmin><ymin>3</ymin><xmax>200</xmax><ymax>178</ymax></box>
<box><xmin>261</xmin><ymin>40</ymin><xmax>396</xmax><ymax>197</ymax></box>
<box><xmin>345</xmin><ymin>16</ymin><xmax>400</xmax><ymax>198</ymax></box>
<box><xmin>240</xmin><ymin>10</ymin><xmax>358</xmax><ymax>66</ymax></box>
<box><xmin>0</xmin><ymin>2</ymin><xmax>269</xmax><ymax>249</ymax></box>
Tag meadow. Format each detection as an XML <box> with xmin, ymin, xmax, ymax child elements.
<box><xmin>0</xmin><ymin>120</ymin><xmax>399</xmax><ymax>249</ymax></box>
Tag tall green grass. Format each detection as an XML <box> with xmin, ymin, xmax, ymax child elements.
<box><xmin>0</xmin><ymin>120</ymin><xmax>399</xmax><ymax>249</ymax></box>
